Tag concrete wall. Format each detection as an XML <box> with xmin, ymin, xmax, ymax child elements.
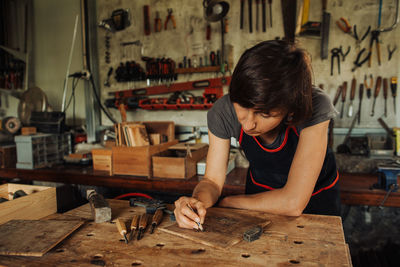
<box><xmin>28</xmin><ymin>0</ymin><xmax>400</xmax><ymax>138</ymax></box>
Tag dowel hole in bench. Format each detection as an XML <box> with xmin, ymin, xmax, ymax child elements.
<box><xmin>293</xmin><ymin>240</ymin><xmax>303</xmax><ymax>244</ymax></box>
<box><xmin>289</xmin><ymin>260</ymin><xmax>300</xmax><ymax>264</ymax></box>
<box><xmin>241</xmin><ymin>253</ymin><xmax>250</xmax><ymax>258</ymax></box>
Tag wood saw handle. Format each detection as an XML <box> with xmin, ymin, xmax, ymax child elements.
<box><xmin>341</xmin><ymin>81</ymin><xmax>348</xmax><ymax>102</ymax></box>
<box><xmin>374</xmin><ymin>76</ymin><xmax>382</xmax><ymax>98</ymax></box>
<box><xmin>350</xmin><ymin>78</ymin><xmax>356</xmax><ymax>100</ymax></box>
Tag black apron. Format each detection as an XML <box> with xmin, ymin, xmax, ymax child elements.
<box><xmin>239</xmin><ymin>126</ymin><xmax>341</xmax><ymax>216</ymax></box>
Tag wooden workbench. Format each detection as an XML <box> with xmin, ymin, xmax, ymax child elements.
<box><xmin>1</xmin><ymin>165</ymin><xmax>400</xmax><ymax>207</ymax></box>
<box><xmin>0</xmin><ymin>199</ymin><xmax>352</xmax><ymax>266</ymax></box>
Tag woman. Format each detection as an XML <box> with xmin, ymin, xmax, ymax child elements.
<box><xmin>174</xmin><ymin>40</ymin><xmax>340</xmax><ymax>230</ymax></box>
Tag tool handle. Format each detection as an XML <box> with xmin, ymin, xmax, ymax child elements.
<box><xmin>391</xmin><ymin>77</ymin><xmax>397</xmax><ymax>97</ymax></box>
<box><xmin>139</xmin><ymin>213</ymin><xmax>148</xmax><ymax>229</ymax></box>
<box><xmin>341</xmin><ymin>81</ymin><xmax>347</xmax><ymax>101</ymax></box>
<box><xmin>143</xmin><ymin>6</ymin><xmax>151</xmax><ymax>36</ymax></box>
<box><xmin>350</xmin><ymin>78</ymin><xmax>356</xmax><ymax>100</ymax></box>
<box><xmin>374</xmin><ymin>76</ymin><xmax>382</xmax><ymax>98</ymax></box>
<box><xmin>152</xmin><ymin>209</ymin><xmax>164</xmax><ymax>226</ymax></box>
<box><xmin>383</xmin><ymin>78</ymin><xmax>388</xmax><ymax>99</ymax></box>
<box><xmin>116</xmin><ymin>218</ymin><xmax>127</xmax><ymax>235</ymax></box>
<box><xmin>359</xmin><ymin>84</ymin><xmax>364</xmax><ymax>100</ymax></box>
<box><xmin>333</xmin><ymin>85</ymin><xmax>342</xmax><ymax>106</ymax></box>
<box><xmin>322</xmin><ymin>0</ymin><xmax>327</xmax><ymax>11</ymax></box>
<box><xmin>130</xmin><ymin>214</ymin><xmax>140</xmax><ymax>230</ymax></box>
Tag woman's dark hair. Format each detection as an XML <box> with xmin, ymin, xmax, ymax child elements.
<box><xmin>229</xmin><ymin>40</ymin><xmax>313</xmax><ymax>125</ymax></box>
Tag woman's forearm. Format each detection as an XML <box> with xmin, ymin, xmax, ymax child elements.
<box><xmin>192</xmin><ymin>178</ymin><xmax>222</xmax><ymax>208</ymax></box>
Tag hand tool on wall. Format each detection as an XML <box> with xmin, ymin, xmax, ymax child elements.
<box><xmin>333</xmin><ymin>85</ymin><xmax>342</xmax><ymax>106</ymax></box>
<box><xmin>255</xmin><ymin>0</ymin><xmax>260</xmax><ymax>31</ymax></box>
<box><xmin>391</xmin><ymin>77</ymin><xmax>397</xmax><ymax>113</ymax></box>
<box><xmin>164</xmin><ymin>9</ymin><xmax>176</xmax><ymax>30</ymax></box>
<box><xmin>320</xmin><ymin>0</ymin><xmax>330</xmax><ymax>60</ymax></box>
<box><xmin>371</xmin><ymin>76</ymin><xmax>382</xmax><ymax>117</ymax></box>
<box><xmin>87</xmin><ymin>190</ymin><xmax>111</xmax><ymax>223</ymax></box>
<box><xmin>383</xmin><ymin>78</ymin><xmax>388</xmax><ymax>117</ymax></box>
<box><xmin>104</xmin><ymin>67</ymin><xmax>113</xmax><ymax>87</ymax></box>
<box><xmin>351</xmin><ymin>48</ymin><xmax>371</xmax><ymax>72</ymax></box>
<box><xmin>137</xmin><ymin>213</ymin><xmax>149</xmax><ymax>240</ymax></box>
<box><xmin>129</xmin><ymin>214</ymin><xmax>140</xmax><ymax>241</ymax></box>
<box><xmin>116</xmin><ymin>218</ymin><xmax>129</xmax><ymax>244</ymax></box>
<box><xmin>340</xmin><ymin>81</ymin><xmax>347</xmax><ymax>119</ymax></box>
<box><xmin>336</xmin><ymin>17</ymin><xmax>352</xmax><ymax>35</ymax></box>
<box><xmin>143</xmin><ymin>5</ymin><xmax>151</xmax><ymax>36</ymax></box>
<box><xmin>348</xmin><ymin>78</ymin><xmax>356</xmax><ymax>117</ymax></box>
<box><xmin>368</xmin><ymin>30</ymin><xmax>381</xmax><ymax>67</ymax></box>
<box><xmin>240</xmin><ymin>0</ymin><xmax>245</xmax><ymax>29</ymax></box>
<box><xmin>281</xmin><ymin>0</ymin><xmax>296</xmax><ymax>43</ymax></box>
<box><xmin>336</xmin><ymin>111</ymin><xmax>359</xmax><ymax>154</ymax></box>
<box><xmin>357</xmin><ymin>84</ymin><xmax>364</xmax><ymax>124</ymax></box>
<box><xmin>154</xmin><ymin>12</ymin><xmax>162</xmax><ymax>32</ymax></box>
<box><xmin>187</xmin><ymin>204</ymin><xmax>204</xmax><ymax>231</ymax></box>
<box><xmin>364</xmin><ymin>74</ymin><xmax>373</xmax><ymax>99</ymax></box>
<box><xmin>248</xmin><ymin>0</ymin><xmax>253</xmax><ymax>33</ymax></box>
<box><xmin>262</xmin><ymin>0</ymin><xmax>266</xmax><ymax>32</ymax></box>
<box><xmin>340</xmin><ymin>46</ymin><xmax>350</xmax><ymax>62</ymax></box>
<box><xmin>150</xmin><ymin>209</ymin><xmax>164</xmax><ymax>234</ymax></box>
<box><xmin>330</xmin><ymin>48</ymin><xmax>341</xmax><ymax>75</ymax></box>
<box><xmin>268</xmin><ymin>0</ymin><xmax>272</xmax><ymax>27</ymax></box>
<box><xmin>353</xmin><ymin>25</ymin><xmax>371</xmax><ymax>50</ymax></box>
<box><xmin>387</xmin><ymin>44</ymin><xmax>397</xmax><ymax>61</ymax></box>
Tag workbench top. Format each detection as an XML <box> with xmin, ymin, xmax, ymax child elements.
<box><xmin>0</xmin><ymin>199</ymin><xmax>352</xmax><ymax>266</ymax></box>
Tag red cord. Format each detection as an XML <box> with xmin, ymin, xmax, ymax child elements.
<box><xmin>114</xmin><ymin>192</ymin><xmax>153</xmax><ymax>200</ymax></box>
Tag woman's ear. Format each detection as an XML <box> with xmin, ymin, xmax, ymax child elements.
<box><xmin>287</xmin><ymin>112</ymin><xmax>294</xmax><ymax>122</ymax></box>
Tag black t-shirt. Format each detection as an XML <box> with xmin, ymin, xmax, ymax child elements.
<box><xmin>207</xmin><ymin>87</ymin><xmax>338</xmax><ymax>149</ymax></box>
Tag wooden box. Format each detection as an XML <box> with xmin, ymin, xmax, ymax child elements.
<box><xmin>92</xmin><ymin>148</ymin><xmax>112</xmax><ymax>175</ymax></box>
<box><xmin>0</xmin><ymin>144</ymin><xmax>17</xmax><ymax>168</ymax></box>
<box><xmin>113</xmin><ymin>140</ymin><xmax>178</xmax><ymax>177</ymax></box>
<box><xmin>152</xmin><ymin>143</ymin><xmax>209</xmax><ymax>179</ymax></box>
<box><xmin>0</xmin><ymin>183</ymin><xmax>57</xmax><ymax>225</ymax></box>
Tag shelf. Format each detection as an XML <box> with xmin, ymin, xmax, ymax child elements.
<box><xmin>0</xmin><ymin>45</ymin><xmax>27</xmax><ymax>62</ymax></box>
<box><xmin>175</xmin><ymin>65</ymin><xmax>224</xmax><ymax>74</ymax></box>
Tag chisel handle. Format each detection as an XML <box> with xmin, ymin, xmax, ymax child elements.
<box><xmin>341</xmin><ymin>81</ymin><xmax>347</xmax><ymax>102</ymax></box>
<box><xmin>391</xmin><ymin>77</ymin><xmax>398</xmax><ymax>97</ymax></box>
<box><xmin>374</xmin><ymin>76</ymin><xmax>382</xmax><ymax>98</ymax></box>
<box><xmin>139</xmin><ymin>213</ymin><xmax>148</xmax><ymax>230</ymax></box>
<box><xmin>333</xmin><ymin>85</ymin><xmax>342</xmax><ymax>106</ymax></box>
<box><xmin>116</xmin><ymin>218</ymin><xmax>127</xmax><ymax>236</ymax></box>
<box><xmin>350</xmin><ymin>78</ymin><xmax>356</xmax><ymax>100</ymax></box>
<box><xmin>383</xmin><ymin>78</ymin><xmax>388</xmax><ymax>99</ymax></box>
<box><xmin>152</xmin><ymin>209</ymin><xmax>164</xmax><ymax>226</ymax></box>
<box><xmin>359</xmin><ymin>84</ymin><xmax>364</xmax><ymax>100</ymax></box>
<box><xmin>130</xmin><ymin>214</ymin><xmax>140</xmax><ymax>231</ymax></box>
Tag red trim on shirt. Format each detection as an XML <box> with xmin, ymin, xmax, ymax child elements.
<box><xmin>252</xmin><ymin>126</ymin><xmax>294</xmax><ymax>152</ymax></box>
<box><xmin>239</xmin><ymin>128</ymin><xmax>244</xmax><ymax>144</ymax></box>
<box><xmin>250</xmin><ymin>170</ymin><xmax>340</xmax><ymax>196</ymax></box>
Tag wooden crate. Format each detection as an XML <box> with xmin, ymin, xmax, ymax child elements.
<box><xmin>112</xmin><ymin>140</ymin><xmax>178</xmax><ymax>177</ymax></box>
<box><xmin>0</xmin><ymin>183</ymin><xmax>57</xmax><ymax>225</ymax></box>
<box><xmin>152</xmin><ymin>143</ymin><xmax>208</xmax><ymax>179</ymax></box>
<box><xmin>0</xmin><ymin>144</ymin><xmax>16</xmax><ymax>168</ymax></box>
<box><xmin>92</xmin><ymin>148</ymin><xmax>112</xmax><ymax>175</ymax></box>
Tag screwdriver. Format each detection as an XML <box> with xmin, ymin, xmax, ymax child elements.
<box><xmin>383</xmin><ymin>78</ymin><xmax>388</xmax><ymax>117</ymax></box>
<box><xmin>357</xmin><ymin>84</ymin><xmax>364</xmax><ymax>124</ymax></box>
<box><xmin>187</xmin><ymin>204</ymin><xmax>204</xmax><ymax>231</ymax></box>
<box><xmin>116</xmin><ymin>218</ymin><xmax>129</xmax><ymax>244</ymax></box>
<box><xmin>150</xmin><ymin>209</ymin><xmax>164</xmax><ymax>234</ymax></box>
<box><xmin>348</xmin><ymin>78</ymin><xmax>357</xmax><ymax>117</ymax></box>
<box><xmin>137</xmin><ymin>213</ymin><xmax>149</xmax><ymax>240</ymax></box>
<box><xmin>371</xmin><ymin>76</ymin><xmax>382</xmax><ymax>117</ymax></box>
<box><xmin>128</xmin><ymin>214</ymin><xmax>140</xmax><ymax>241</ymax></box>
<box><xmin>391</xmin><ymin>77</ymin><xmax>397</xmax><ymax>113</ymax></box>
<box><xmin>340</xmin><ymin>81</ymin><xmax>347</xmax><ymax>118</ymax></box>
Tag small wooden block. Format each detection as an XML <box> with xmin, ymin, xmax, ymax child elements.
<box><xmin>21</xmin><ymin>127</ymin><xmax>37</xmax><ymax>135</ymax></box>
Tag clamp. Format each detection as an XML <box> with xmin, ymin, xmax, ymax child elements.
<box><xmin>351</xmin><ymin>48</ymin><xmax>371</xmax><ymax>72</ymax></box>
<box><xmin>164</xmin><ymin>8</ymin><xmax>176</xmax><ymax>30</ymax></box>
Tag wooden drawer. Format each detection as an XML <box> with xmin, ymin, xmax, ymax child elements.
<box><xmin>0</xmin><ymin>183</ymin><xmax>57</xmax><ymax>225</ymax></box>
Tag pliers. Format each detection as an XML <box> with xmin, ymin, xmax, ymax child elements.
<box><xmin>354</xmin><ymin>25</ymin><xmax>371</xmax><ymax>49</ymax></box>
<box><xmin>164</xmin><ymin>8</ymin><xmax>176</xmax><ymax>30</ymax></box>
<box><xmin>351</xmin><ymin>48</ymin><xmax>371</xmax><ymax>72</ymax></box>
<box><xmin>387</xmin><ymin>44</ymin><xmax>397</xmax><ymax>61</ymax></box>
<box><xmin>336</xmin><ymin>17</ymin><xmax>352</xmax><ymax>34</ymax></box>
<box><xmin>368</xmin><ymin>30</ymin><xmax>381</xmax><ymax>67</ymax></box>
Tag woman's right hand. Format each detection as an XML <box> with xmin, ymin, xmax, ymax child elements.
<box><xmin>174</xmin><ymin>196</ymin><xmax>207</xmax><ymax>230</ymax></box>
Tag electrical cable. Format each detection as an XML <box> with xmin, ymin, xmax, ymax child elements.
<box><xmin>89</xmin><ymin>74</ymin><xmax>117</xmax><ymax>124</ymax></box>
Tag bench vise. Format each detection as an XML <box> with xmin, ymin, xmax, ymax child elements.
<box><xmin>375</xmin><ymin>165</ymin><xmax>400</xmax><ymax>192</ymax></box>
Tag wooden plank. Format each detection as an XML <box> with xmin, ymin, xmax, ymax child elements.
<box><xmin>0</xmin><ymin>184</ymin><xmax>9</xmax><ymax>199</ymax></box>
<box><xmin>160</xmin><ymin>208</ymin><xmax>271</xmax><ymax>249</ymax></box>
<box><xmin>0</xmin><ymin>220</ymin><xmax>84</xmax><ymax>257</ymax></box>
<box><xmin>0</xmin><ymin>184</ymin><xmax>57</xmax><ymax>225</ymax></box>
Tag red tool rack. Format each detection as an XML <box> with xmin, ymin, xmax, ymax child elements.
<box><xmin>111</xmin><ymin>76</ymin><xmax>231</xmax><ymax>110</ymax></box>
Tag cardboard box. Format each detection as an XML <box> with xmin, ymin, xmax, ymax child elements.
<box><xmin>152</xmin><ymin>143</ymin><xmax>208</xmax><ymax>179</ymax></box>
<box><xmin>92</xmin><ymin>148</ymin><xmax>112</xmax><ymax>175</ymax></box>
<box><xmin>0</xmin><ymin>183</ymin><xmax>57</xmax><ymax>225</ymax></box>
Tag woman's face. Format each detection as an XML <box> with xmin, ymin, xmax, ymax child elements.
<box><xmin>233</xmin><ymin>103</ymin><xmax>286</xmax><ymax>136</ymax></box>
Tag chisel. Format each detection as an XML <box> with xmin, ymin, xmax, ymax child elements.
<box><xmin>383</xmin><ymin>78</ymin><xmax>388</xmax><ymax>117</ymax></box>
<box><xmin>137</xmin><ymin>213</ymin><xmax>149</xmax><ymax>240</ymax></box>
<box><xmin>187</xmin><ymin>204</ymin><xmax>204</xmax><ymax>231</ymax></box>
<box><xmin>391</xmin><ymin>77</ymin><xmax>397</xmax><ymax>113</ymax></box>
<box><xmin>248</xmin><ymin>0</ymin><xmax>253</xmax><ymax>33</ymax></box>
<box><xmin>348</xmin><ymin>78</ymin><xmax>356</xmax><ymax>117</ymax></box>
<box><xmin>240</xmin><ymin>0</ymin><xmax>245</xmax><ymax>29</ymax></box>
<box><xmin>371</xmin><ymin>76</ymin><xmax>382</xmax><ymax>117</ymax></box>
<box><xmin>333</xmin><ymin>85</ymin><xmax>342</xmax><ymax>106</ymax></box>
<box><xmin>150</xmin><ymin>209</ymin><xmax>164</xmax><ymax>234</ymax></box>
<box><xmin>262</xmin><ymin>0</ymin><xmax>266</xmax><ymax>32</ymax></box>
<box><xmin>129</xmin><ymin>214</ymin><xmax>140</xmax><ymax>241</ymax></box>
<box><xmin>340</xmin><ymin>81</ymin><xmax>347</xmax><ymax>119</ymax></box>
<box><xmin>357</xmin><ymin>84</ymin><xmax>364</xmax><ymax>124</ymax></box>
<box><xmin>116</xmin><ymin>218</ymin><xmax>128</xmax><ymax>244</ymax></box>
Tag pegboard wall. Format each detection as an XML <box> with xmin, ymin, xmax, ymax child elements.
<box><xmin>96</xmin><ymin>0</ymin><xmax>400</xmax><ymax>130</ymax></box>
